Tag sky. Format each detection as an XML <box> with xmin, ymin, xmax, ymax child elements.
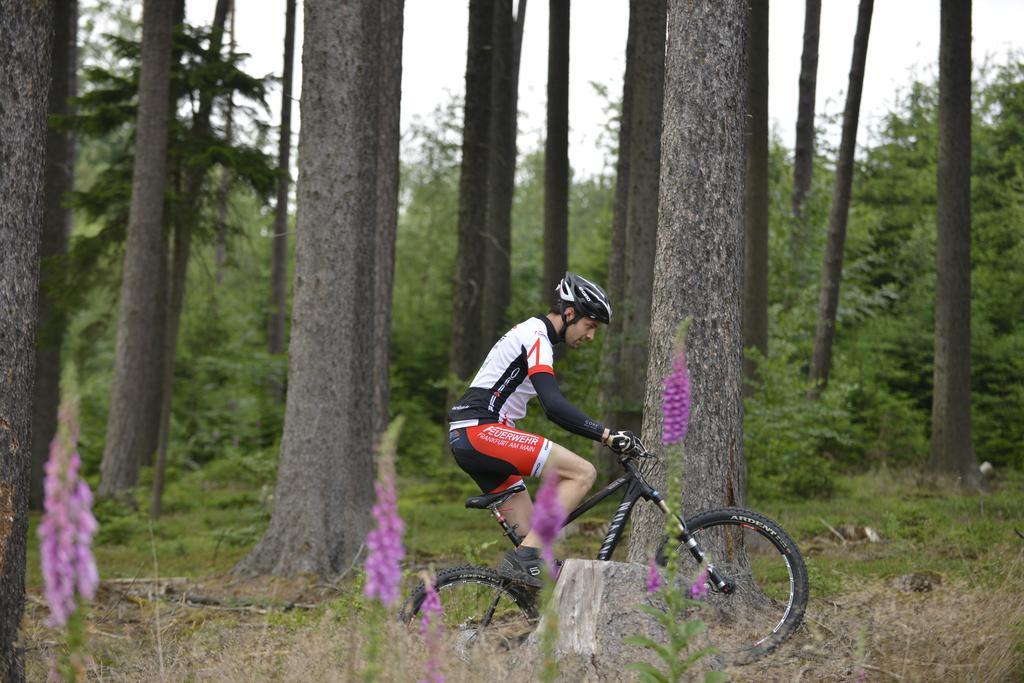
<box><xmin>187</xmin><ymin>0</ymin><xmax>1024</xmax><ymax>178</ymax></box>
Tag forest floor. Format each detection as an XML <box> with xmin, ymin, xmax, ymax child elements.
<box><xmin>20</xmin><ymin>465</ymin><xmax>1024</xmax><ymax>681</ymax></box>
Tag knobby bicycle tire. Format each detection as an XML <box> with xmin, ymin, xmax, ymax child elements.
<box><xmin>658</xmin><ymin>506</ymin><xmax>809</xmax><ymax>664</ymax></box>
<box><xmin>401</xmin><ymin>565</ymin><xmax>539</xmax><ymax>660</ymax></box>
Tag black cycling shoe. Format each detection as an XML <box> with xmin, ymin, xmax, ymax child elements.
<box><xmin>499</xmin><ymin>547</ymin><xmax>544</xmax><ymax>589</ymax></box>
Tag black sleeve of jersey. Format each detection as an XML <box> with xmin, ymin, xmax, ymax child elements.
<box><xmin>531</xmin><ymin>372</ymin><xmax>606</xmax><ymax>441</ymax></box>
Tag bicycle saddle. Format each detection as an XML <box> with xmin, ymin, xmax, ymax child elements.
<box><xmin>465</xmin><ymin>482</ymin><xmax>528</xmax><ymax>509</ymax></box>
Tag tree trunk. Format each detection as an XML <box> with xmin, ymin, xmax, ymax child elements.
<box><xmin>31</xmin><ymin>0</ymin><xmax>78</xmax><ymax>511</ymax></box>
<box><xmin>518</xmin><ymin>560</ymin><xmax>723</xmax><ymax>677</ymax></box>
<box><xmin>807</xmin><ymin>0</ymin><xmax>873</xmax><ymax>393</ymax></box>
<box><xmin>234</xmin><ymin>0</ymin><xmax>381</xmax><ymax>577</ymax></box>
<box><xmin>268</xmin><ymin>0</ymin><xmax>297</xmax><ymax>362</ymax></box>
<box><xmin>214</xmin><ymin>0</ymin><xmax>235</xmax><ymax>286</ymax></box>
<box><xmin>791</xmin><ymin>0</ymin><xmax>820</xmax><ymax>220</ymax></box>
<box><xmin>608</xmin><ymin>0</ymin><xmax>665</xmax><ymax>438</ymax></box>
<box><xmin>151</xmin><ymin>0</ymin><xmax>231</xmax><ymax>518</ymax></box>
<box><xmin>743</xmin><ymin>0</ymin><xmax>769</xmax><ymax>391</ymax></box>
<box><xmin>480</xmin><ymin>0</ymin><xmax>525</xmax><ymax>346</ymax></box>
<box><xmin>596</xmin><ymin>0</ymin><xmax>637</xmax><ymax>479</ymax></box>
<box><xmin>543</xmin><ymin>0</ymin><xmax>570</xmax><ymax>314</ymax></box>
<box><xmin>99</xmin><ymin>0</ymin><xmax>175</xmax><ymax>498</ymax></box>
<box><xmin>0</xmin><ymin>4</ymin><xmax>53</xmax><ymax>679</ymax></box>
<box><xmin>628</xmin><ymin>0</ymin><xmax>748</xmax><ymax>562</ymax></box>
<box><xmin>450</xmin><ymin>0</ymin><xmax>494</xmax><ymax>381</ymax></box>
<box><xmin>371</xmin><ymin>0</ymin><xmax>404</xmax><ymax>445</ymax></box>
<box><xmin>930</xmin><ymin>0</ymin><xmax>976</xmax><ymax>484</ymax></box>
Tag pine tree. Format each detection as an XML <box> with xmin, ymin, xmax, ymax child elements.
<box><xmin>930</xmin><ymin>0</ymin><xmax>976</xmax><ymax>484</ymax></box>
<box><xmin>628</xmin><ymin>0</ymin><xmax>748</xmax><ymax>561</ymax></box>
<box><xmin>0</xmin><ymin>3</ymin><xmax>53</xmax><ymax>677</ymax></box>
<box><xmin>235</xmin><ymin>0</ymin><xmax>384</xmax><ymax>576</ymax></box>
<box><xmin>99</xmin><ymin>0</ymin><xmax>176</xmax><ymax>498</ymax></box>
<box><xmin>808</xmin><ymin>0</ymin><xmax>873</xmax><ymax>393</ymax></box>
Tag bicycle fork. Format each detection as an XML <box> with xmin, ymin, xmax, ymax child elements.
<box><xmin>650</xmin><ymin>491</ymin><xmax>735</xmax><ymax>595</ymax></box>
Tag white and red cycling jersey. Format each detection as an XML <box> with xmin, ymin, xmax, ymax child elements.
<box><xmin>448</xmin><ymin>315</ymin><xmax>606</xmax><ymax>492</ymax></box>
<box><xmin>449</xmin><ymin>315</ymin><xmax>558</xmax><ymax>429</ymax></box>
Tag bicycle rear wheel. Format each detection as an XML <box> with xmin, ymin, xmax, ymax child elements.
<box><xmin>400</xmin><ymin>566</ymin><xmax>539</xmax><ymax>661</ymax></box>
<box><xmin>658</xmin><ymin>507</ymin><xmax>808</xmax><ymax>664</ymax></box>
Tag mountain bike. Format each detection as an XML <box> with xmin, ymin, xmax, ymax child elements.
<box><xmin>401</xmin><ymin>441</ymin><xmax>808</xmax><ymax>664</ymax></box>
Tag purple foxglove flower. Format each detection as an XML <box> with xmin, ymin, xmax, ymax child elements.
<box><xmin>661</xmin><ymin>349</ymin><xmax>692</xmax><ymax>446</ymax></box>
<box><xmin>363</xmin><ymin>472</ymin><xmax>405</xmax><ymax>606</ymax></box>
<box><xmin>689</xmin><ymin>567</ymin><xmax>710</xmax><ymax>600</ymax></box>
<box><xmin>531</xmin><ymin>470</ymin><xmax>565</xmax><ymax>577</ymax></box>
<box><xmin>418</xmin><ymin>579</ymin><xmax>444</xmax><ymax>683</ymax></box>
<box><xmin>38</xmin><ymin>408</ymin><xmax>99</xmax><ymax>628</ymax></box>
<box><xmin>646</xmin><ymin>557</ymin><xmax>662</xmax><ymax>593</ymax></box>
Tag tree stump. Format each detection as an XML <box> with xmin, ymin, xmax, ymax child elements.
<box><xmin>514</xmin><ymin>559</ymin><xmax>721</xmax><ymax>680</ymax></box>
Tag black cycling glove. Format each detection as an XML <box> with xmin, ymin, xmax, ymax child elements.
<box><xmin>606</xmin><ymin>430</ymin><xmax>644</xmax><ymax>455</ymax></box>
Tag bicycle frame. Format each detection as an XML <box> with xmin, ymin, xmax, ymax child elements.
<box><xmin>492</xmin><ymin>456</ymin><xmax>669</xmax><ymax>559</ymax></box>
<box><xmin>487</xmin><ymin>452</ymin><xmax>733</xmax><ymax>592</ymax></box>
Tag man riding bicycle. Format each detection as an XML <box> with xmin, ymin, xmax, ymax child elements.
<box><xmin>448</xmin><ymin>272</ymin><xmax>641</xmax><ymax>587</ymax></box>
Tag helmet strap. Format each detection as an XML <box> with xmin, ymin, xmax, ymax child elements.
<box><xmin>559</xmin><ymin>306</ymin><xmax>580</xmax><ymax>342</ymax></box>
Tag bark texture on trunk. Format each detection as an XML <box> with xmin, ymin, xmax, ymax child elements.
<box><xmin>0</xmin><ymin>3</ymin><xmax>53</xmax><ymax>679</ymax></box>
<box><xmin>608</xmin><ymin>0</ymin><xmax>665</xmax><ymax>437</ymax></box>
<box><xmin>99</xmin><ymin>0</ymin><xmax>175</xmax><ymax>498</ymax></box>
<box><xmin>543</xmin><ymin>0</ymin><xmax>570</xmax><ymax>307</ymax></box>
<box><xmin>930</xmin><ymin>0</ymin><xmax>976</xmax><ymax>484</ymax></box>
<box><xmin>151</xmin><ymin>0</ymin><xmax>231</xmax><ymax>517</ymax></box>
<box><xmin>234</xmin><ymin>0</ymin><xmax>381</xmax><ymax>577</ymax></box>
<box><xmin>214</xmin><ymin>0</ymin><xmax>235</xmax><ymax>285</ymax></box>
<box><xmin>743</xmin><ymin>0</ymin><xmax>769</xmax><ymax>390</ymax></box>
<box><xmin>480</xmin><ymin>0</ymin><xmax>525</xmax><ymax>346</ymax></box>
<box><xmin>596</xmin><ymin>0</ymin><xmax>637</xmax><ymax>478</ymax></box>
<box><xmin>32</xmin><ymin>0</ymin><xmax>78</xmax><ymax>511</ymax></box>
<box><xmin>807</xmin><ymin>0</ymin><xmax>872</xmax><ymax>392</ymax></box>
<box><xmin>450</xmin><ymin>0</ymin><xmax>495</xmax><ymax>380</ymax></box>
<box><xmin>627</xmin><ymin>0</ymin><xmax>748</xmax><ymax>562</ymax></box>
<box><xmin>791</xmin><ymin>0</ymin><xmax>820</xmax><ymax>220</ymax></box>
<box><xmin>268</xmin><ymin>0</ymin><xmax>296</xmax><ymax>360</ymax></box>
<box><xmin>371</xmin><ymin>0</ymin><xmax>404</xmax><ymax>444</ymax></box>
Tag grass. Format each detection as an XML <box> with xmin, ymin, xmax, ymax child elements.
<box><xmin>22</xmin><ymin>460</ymin><xmax>1024</xmax><ymax>680</ymax></box>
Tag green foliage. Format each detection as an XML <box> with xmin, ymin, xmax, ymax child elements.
<box><xmin>754</xmin><ymin>57</ymin><xmax>1024</xmax><ymax>492</ymax></box>
<box><xmin>744</xmin><ymin>345</ymin><xmax>848</xmax><ymax>499</ymax></box>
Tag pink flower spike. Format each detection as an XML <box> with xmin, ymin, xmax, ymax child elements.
<box><xmin>689</xmin><ymin>567</ymin><xmax>710</xmax><ymax>600</ymax></box>
<box><xmin>418</xmin><ymin>577</ymin><xmax>444</xmax><ymax>683</ymax></box>
<box><xmin>646</xmin><ymin>557</ymin><xmax>662</xmax><ymax>593</ymax></box>
<box><xmin>531</xmin><ymin>469</ymin><xmax>565</xmax><ymax>577</ymax></box>
<box><xmin>38</xmin><ymin>402</ymin><xmax>98</xmax><ymax>627</ymax></box>
<box><xmin>363</xmin><ymin>476</ymin><xmax>405</xmax><ymax>606</ymax></box>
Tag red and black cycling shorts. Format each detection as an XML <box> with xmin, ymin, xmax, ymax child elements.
<box><xmin>449</xmin><ymin>422</ymin><xmax>553</xmax><ymax>494</ymax></box>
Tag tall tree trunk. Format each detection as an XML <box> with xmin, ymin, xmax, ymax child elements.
<box><xmin>807</xmin><ymin>0</ymin><xmax>873</xmax><ymax>393</ymax></box>
<box><xmin>480</xmin><ymin>0</ymin><xmax>526</xmax><ymax>346</ymax></box>
<box><xmin>543</xmin><ymin>0</ymin><xmax>570</xmax><ymax>311</ymax></box>
<box><xmin>99</xmin><ymin>0</ymin><xmax>176</xmax><ymax>498</ymax></box>
<box><xmin>450</xmin><ymin>0</ymin><xmax>494</xmax><ymax>381</ymax></box>
<box><xmin>743</xmin><ymin>0</ymin><xmax>769</xmax><ymax>391</ymax></box>
<box><xmin>0</xmin><ymin>4</ymin><xmax>53</xmax><ymax>679</ymax></box>
<box><xmin>234</xmin><ymin>0</ymin><xmax>382</xmax><ymax>577</ymax></box>
<box><xmin>268</xmin><ymin>0</ymin><xmax>297</xmax><ymax>362</ymax></box>
<box><xmin>596</xmin><ymin>0</ymin><xmax>637</xmax><ymax>480</ymax></box>
<box><xmin>31</xmin><ymin>0</ymin><xmax>78</xmax><ymax>511</ymax></box>
<box><xmin>608</xmin><ymin>0</ymin><xmax>665</xmax><ymax>439</ymax></box>
<box><xmin>930</xmin><ymin>0</ymin><xmax>976</xmax><ymax>484</ymax></box>
<box><xmin>150</xmin><ymin>0</ymin><xmax>231</xmax><ymax>517</ymax></box>
<box><xmin>628</xmin><ymin>0</ymin><xmax>747</xmax><ymax>562</ymax></box>
<box><xmin>791</xmin><ymin>0</ymin><xmax>820</xmax><ymax>220</ymax></box>
<box><xmin>371</xmin><ymin>0</ymin><xmax>404</xmax><ymax>444</ymax></box>
<box><xmin>214</xmin><ymin>0</ymin><xmax>235</xmax><ymax>286</ymax></box>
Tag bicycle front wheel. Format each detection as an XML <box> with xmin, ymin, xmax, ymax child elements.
<box><xmin>400</xmin><ymin>566</ymin><xmax>539</xmax><ymax>661</ymax></box>
<box><xmin>659</xmin><ymin>507</ymin><xmax>809</xmax><ymax>664</ymax></box>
